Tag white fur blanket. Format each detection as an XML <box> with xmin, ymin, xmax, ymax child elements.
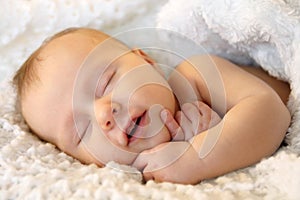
<box><xmin>1</xmin><ymin>0</ymin><xmax>300</xmax><ymax>199</ymax></box>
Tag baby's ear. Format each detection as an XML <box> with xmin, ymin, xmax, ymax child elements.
<box><xmin>132</xmin><ymin>48</ymin><xmax>156</xmax><ymax>66</ymax></box>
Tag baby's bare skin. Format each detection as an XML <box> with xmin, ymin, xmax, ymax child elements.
<box><xmin>133</xmin><ymin>55</ymin><xmax>290</xmax><ymax>184</ymax></box>
<box><xmin>241</xmin><ymin>66</ymin><xmax>290</xmax><ymax>104</ymax></box>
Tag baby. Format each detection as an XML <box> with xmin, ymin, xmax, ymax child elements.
<box><xmin>13</xmin><ymin>27</ymin><xmax>291</xmax><ymax>184</ymax></box>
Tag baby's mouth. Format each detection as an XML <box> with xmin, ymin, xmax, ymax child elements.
<box><xmin>127</xmin><ymin>116</ymin><xmax>142</xmax><ymax>139</ymax></box>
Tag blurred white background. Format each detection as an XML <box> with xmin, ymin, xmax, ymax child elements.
<box><xmin>0</xmin><ymin>0</ymin><xmax>168</xmax><ymax>83</ymax></box>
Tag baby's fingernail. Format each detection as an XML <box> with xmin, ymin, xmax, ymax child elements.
<box><xmin>161</xmin><ymin>109</ymin><xmax>168</xmax><ymax>121</ymax></box>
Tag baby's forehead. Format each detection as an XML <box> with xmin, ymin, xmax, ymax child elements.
<box><xmin>42</xmin><ymin>32</ymin><xmax>99</xmax><ymax>55</ymax></box>
<box><xmin>40</xmin><ymin>31</ymin><xmax>128</xmax><ymax>65</ymax></box>
<box><xmin>37</xmin><ymin>31</ymin><xmax>131</xmax><ymax>94</ymax></box>
<box><xmin>39</xmin><ymin>34</ymin><xmax>103</xmax><ymax>69</ymax></box>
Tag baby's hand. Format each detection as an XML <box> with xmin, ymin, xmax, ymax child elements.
<box><xmin>132</xmin><ymin>141</ymin><xmax>201</xmax><ymax>184</ymax></box>
<box><xmin>161</xmin><ymin>101</ymin><xmax>221</xmax><ymax>141</ymax></box>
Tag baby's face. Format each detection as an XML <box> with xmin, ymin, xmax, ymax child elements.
<box><xmin>22</xmin><ymin>30</ymin><xmax>177</xmax><ymax>166</ymax></box>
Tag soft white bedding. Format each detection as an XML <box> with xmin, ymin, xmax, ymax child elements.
<box><xmin>1</xmin><ymin>0</ymin><xmax>300</xmax><ymax>199</ymax></box>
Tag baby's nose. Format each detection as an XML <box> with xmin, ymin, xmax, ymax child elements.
<box><xmin>95</xmin><ymin>102</ymin><xmax>120</xmax><ymax>131</ymax></box>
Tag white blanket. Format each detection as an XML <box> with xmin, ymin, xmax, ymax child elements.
<box><xmin>1</xmin><ymin>0</ymin><xmax>300</xmax><ymax>199</ymax></box>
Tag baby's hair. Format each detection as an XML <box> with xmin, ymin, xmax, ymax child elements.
<box><xmin>13</xmin><ymin>27</ymin><xmax>81</xmax><ymax>100</ymax></box>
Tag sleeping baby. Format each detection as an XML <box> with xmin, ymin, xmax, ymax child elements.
<box><xmin>13</xmin><ymin>27</ymin><xmax>291</xmax><ymax>184</ymax></box>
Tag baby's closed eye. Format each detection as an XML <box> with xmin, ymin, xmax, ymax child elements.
<box><xmin>95</xmin><ymin>69</ymin><xmax>116</xmax><ymax>97</ymax></box>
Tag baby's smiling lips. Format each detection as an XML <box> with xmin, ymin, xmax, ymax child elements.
<box><xmin>125</xmin><ymin>111</ymin><xmax>146</xmax><ymax>144</ymax></box>
<box><xmin>126</xmin><ymin>115</ymin><xmax>142</xmax><ymax>139</ymax></box>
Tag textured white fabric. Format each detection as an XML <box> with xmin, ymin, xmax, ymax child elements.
<box><xmin>1</xmin><ymin>0</ymin><xmax>300</xmax><ymax>199</ymax></box>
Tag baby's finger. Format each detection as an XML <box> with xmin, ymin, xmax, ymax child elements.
<box><xmin>160</xmin><ymin>109</ymin><xmax>184</xmax><ymax>141</ymax></box>
<box><xmin>192</xmin><ymin>101</ymin><xmax>211</xmax><ymax>116</ymax></box>
<box><xmin>176</xmin><ymin>111</ymin><xmax>194</xmax><ymax>140</ymax></box>
<box><xmin>193</xmin><ymin>101</ymin><xmax>212</xmax><ymax>126</ymax></box>
<box><xmin>193</xmin><ymin>101</ymin><xmax>222</xmax><ymax>129</ymax></box>
<box><xmin>181</xmin><ymin>103</ymin><xmax>202</xmax><ymax>133</ymax></box>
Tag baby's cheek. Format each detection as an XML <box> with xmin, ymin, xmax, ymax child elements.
<box><xmin>70</xmin><ymin>145</ymin><xmax>99</xmax><ymax>166</ymax></box>
<box><xmin>165</xmin><ymin>92</ymin><xmax>177</xmax><ymax>116</ymax></box>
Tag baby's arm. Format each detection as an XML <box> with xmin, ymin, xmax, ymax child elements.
<box><xmin>132</xmin><ymin>101</ymin><xmax>222</xmax><ymax>183</ymax></box>
<box><xmin>133</xmin><ymin>55</ymin><xmax>291</xmax><ymax>184</ymax></box>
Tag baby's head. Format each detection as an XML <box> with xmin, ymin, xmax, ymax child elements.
<box><xmin>13</xmin><ymin>28</ymin><xmax>177</xmax><ymax>166</ymax></box>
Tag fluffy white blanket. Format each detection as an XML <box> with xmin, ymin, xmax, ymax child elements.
<box><xmin>1</xmin><ymin>0</ymin><xmax>300</xmax><ymax>199</ymax></box>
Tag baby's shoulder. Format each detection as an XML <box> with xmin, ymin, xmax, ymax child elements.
<box><xmin>171</xmin><ymin>54</ymin><xmax>219</xmax><ymax>86</ymax></box>
<box><xmin>169</xmin><ymin>54</ymin><xmax>225</xmax><ymax>104</ymax></box>
<box><xmin>168</xmin><ymin>54</ymin><xmax>216</xmax><ymax>103</ymax></box>
<box><xmin>172</xmin><ymin>54</ymin><xmax>221</xmax><ymax>78</ymax></box>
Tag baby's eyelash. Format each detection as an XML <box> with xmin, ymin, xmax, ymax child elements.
<box><xmin>103</xmin><ymin>71</ymin><xmax>115</xmax><ymax>93</ymax></box>
<box><xmin>95</xmin><ymin>70</ymin><xmax>115</xmax><ymax>97</ymax></box>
